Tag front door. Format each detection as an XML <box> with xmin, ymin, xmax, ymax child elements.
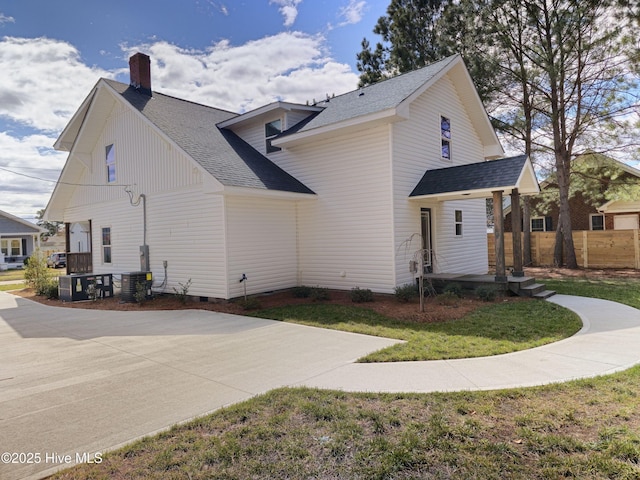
<box><xmin>421</xmin><ymin>208</ymin><xmax>433</xmax><ymax>273</ymax></box>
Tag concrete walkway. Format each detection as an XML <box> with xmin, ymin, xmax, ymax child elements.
<box><xmin>303</xmin><ymin>295</ymin><xmax>640</xmax><ymax>391</ymax></box>
<box><xmin>1</xmin><ymin>293</ymin><xmax>640</xmax><ymax>480</ymax></box>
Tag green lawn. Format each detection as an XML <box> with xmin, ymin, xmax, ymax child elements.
<box><xmin>543</xmin><ymin>277</ymin><xmax>640</xmax><ymax>309</ymax></box>
<box><xmin>47</xmin><ymin>276</ymin><xmax>640</xmax><ymax>479</ymax></box>
<box><xmin>0</xmin><ymin>269</ymin><xmax>25</xmax><ymax>281</ymax></box>
<box><xmin>254</xmin><ymin>300</ymin><xmax>581</xmax><ymax>361</ymax></box>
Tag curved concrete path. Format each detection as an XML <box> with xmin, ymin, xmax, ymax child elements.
<box><xmin>1</xmin><ymin>292</ymin><xmax>640</xmax><ymax>480</ymax></box>
<box><xmin>302</xmin><ymin>295</ymin><xmax>640</xmax><ymax>392</ymax></box>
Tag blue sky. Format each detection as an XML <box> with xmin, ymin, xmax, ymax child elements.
<box><xmin>0</xmin><ymin>0</ymin><xmax>389</xmax><ymax>219</ymax></box>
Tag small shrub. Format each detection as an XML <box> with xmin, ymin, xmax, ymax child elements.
<box><xmin>442</xmin><ymin>282</ymin><xmax>463</xmax><ymax>298</ymax></box>
<box><xmin>173</xmin><ymin>278</ymin><xmax>192</xmax><ymax>304</ymax></box>
<box><xmin>237</xmin><ymin>297</ymin><xmax>261</xmax><ymax>310</ymax></box>
<box><xmin>395</xmin><ymin>283</ymin><xmax>418</xmax><ymax>303</ymax></box>
<box><xmin>134</xmin><ymin>281</ymin><xmax>148</xmax><ymax>304</ymax></box>
<box><xmin>351</xmin><ymin>287</ymin><xmax>374</xmax><ymax>303</ymax></box>
<box><xmin>43</xmin><ymin>280</ymin><xmax>59</xmax><ymax>299</ymax></box>
<box><xmin>438</xmin><ymin>291</ymin><xmax>459</xmax><ymax>306</ymax></box>
<box><xmin>476</xmin><ymin>285</ymin><xmax>499</xmax><ymax>302</ymax></box>
<box><xmin>23</xmin><ymin>249</ymin><xmax>56</xmax><ymax>296</ymax></box>
<box><xmin>310</xmin><ymin>287</ymin><xmax>330</xmax><ymax>302</ymax></box>
<box><xmin>291</xmin><ymin>285</ymin><xmax>312</xmax><ymax>298</ymax></box>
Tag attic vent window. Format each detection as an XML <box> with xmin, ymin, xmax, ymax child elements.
<box><xmin>105</xmin><ymin>144</ymin><xmax>116</xmax><ymax>183</ymax></box>
<box><xmin>441</xmin><ymin>116</ymin><xmax>451</xmax><ymax>160</ymax></box>
<box><xmin>265</xmin><ymin>119</ymin><xmax>282</xmax><ymax>154</ymax></box>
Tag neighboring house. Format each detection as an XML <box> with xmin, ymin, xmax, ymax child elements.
<box><xmin>0</xmin><ymin>209</ymin><xmax>44</xmax><ymax>269</ymax></box>
<box><xmin>44</xmin><ymin>53</ymin><xmax>538</xmax><ymax>299</ymax></box>
<box><xmin>505</xmin><ymin>153</ymin><xmax>640</xmax><ymax>233</ymax></box>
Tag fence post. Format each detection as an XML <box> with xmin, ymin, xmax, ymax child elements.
<box><xmin>583</xmin><ymin>231</ymin><xmax>589</xmax><ymax>269</ymax></box>
<box><xmin>635</xmin><ymin>230</ymin><xmax>640</xmax><ymax>269</ymax></box>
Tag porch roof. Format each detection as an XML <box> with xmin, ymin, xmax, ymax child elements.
<box><xmin>409</xmin><ymin>155</ymin><xmax>539</xmax><ymax>201</ymax></box>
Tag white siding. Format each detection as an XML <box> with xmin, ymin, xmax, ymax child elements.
<box><xmin>284</xmin><ymin>125</ymin><xmax>396</xmax><ymax>293</ymax></box>
<box><xmin>61</xmin><ymin>97</ymin><xmax>230</xmax><ymax>299</ymax></box>
<box><xmin>433</xmin><ymin>199</ymin><xmax>488</xmax><ymax>274</ymax></box>
<box><xmin>392</xmin><ymin>73</ymin><xmax>490</xmax><ymax>283</ymax></box>
<box><xmin>225</xmin><ymin>196</ymin><xmax>299</xmax><ymax>298</ymax></box>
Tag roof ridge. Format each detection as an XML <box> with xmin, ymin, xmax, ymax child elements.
<box><xmin>101</xmin><ymin>78</ymin><xmax>239</xmax><ymax>116</ymax></box>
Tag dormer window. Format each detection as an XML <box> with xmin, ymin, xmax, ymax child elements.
<box><xmin>265</xmin><ymin>119</ymin><xmax>282</xmax><ymax>153</ymax></box>
<box><xmin>441</xmin><ymin>116</ymin><xmax>451</xmax><ymax>160</ymax></box>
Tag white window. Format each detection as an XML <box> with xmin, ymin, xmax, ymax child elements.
<box><xmin>454</xmin><ymin>209</ymin><xmax>463</xmax><ymax>236</ymax></box>
<box><xmin>1</xmin><ymin>238</ymin><xmax>22</xmax><ymax>257</ymax></box>
<box><xmin>531</xmin><ymin>216</ymin><xmax>552</xmax><ymax>232</ymax></box>
<box><xmin>102</xmin><ymin>227</ymin><xmax>112</xmax><ymax>264</ymax></box>
<box><xmin>441</xmin><ymin>116</ymin><xmax>451</xmax><ymax>160</ymax></box>
<box><xmin>590</xmin><ymin>214</ymin><xmax>605</xmax><ymax>231</ymax></box>
<box><xmin>265</xmin><ymin>119</ymin><xmax>282</xmax><ymax>153</ymax></box>
<box><xmin>106</xmin><ymin>144</ymin><xmax>116</xmax><ymax>183</ymax></box>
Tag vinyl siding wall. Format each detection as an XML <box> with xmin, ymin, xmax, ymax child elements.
<box><xmin>392</xmin><ymin>73</ymin><xmax>490</xmax><ymax>286</ymax></box>
<box><xmin>61</xmin><ymin>99</ymin><xmax>229</xmax><ymax>298</ymax></box>
<box><xmin>279</xmin><ymin>125</ymin><xmax>396</xmax><ymax>293</ymax></box>
<box><xmin>224</xmin><ymin>196</ymin><xmax>299</xmax><ymax>298</ymax></box>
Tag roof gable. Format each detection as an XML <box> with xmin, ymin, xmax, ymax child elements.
<box><xmin>274</xmin><ymin>55</ymin><xmax>502</xmax><ymax>157</ymax></box>
<box><xmin>0</xmin><ymin>210</ymin><xmax>44</xmax><ymax>235</ymax></box>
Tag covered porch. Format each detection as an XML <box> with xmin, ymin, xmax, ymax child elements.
<box><xmin>409</xmin><ymin>155</ymin><xmax>547</xmax><ymax>292</ymax></box>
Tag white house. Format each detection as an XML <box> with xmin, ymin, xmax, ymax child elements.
<box><xmin>44</xmin><ymin>53</ymin><xmax>538</xmax><ymax>299</ymax></box>
<box><xmin>0</xmin><ymin>209</ymin><xmax>44</xmax><ymax>270</ymax></box>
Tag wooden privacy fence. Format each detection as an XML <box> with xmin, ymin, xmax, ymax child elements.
<box><xmin>488</xmin><ymin>230</ymin><xmax>640</xmax><ymax>269</ymax></box>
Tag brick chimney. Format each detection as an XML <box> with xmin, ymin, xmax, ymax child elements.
<box><xmin>129</xmin><ymin>52</ymin><xmax>152</xmax><ymax>96</ymax></box>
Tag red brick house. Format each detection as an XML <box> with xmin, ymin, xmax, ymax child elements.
<box><xmin>505</xmin><ymin>153</ymin><xmax>640</xmax><ymax>233</ymax></box>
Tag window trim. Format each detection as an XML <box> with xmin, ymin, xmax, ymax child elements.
<box><xmin>590</xmin><ymin>213</ymin><xmax>605</xmax><ymax>231</ymax></box>
<box><xmin>106</xmin><ymin>144</ymin><xmax>116</xmax><ymax>183</ymax></box>
<box><xmin>454</xmin><ymin>209</ymin><xmax>463</xmax><ymax>236</ymax></box>
<box><xmin>440</xmin><ymin>115</ymin><xmax>451</xmax><ymax>161</ymax></box>
<box><xmin>531</xmin><ymin>216</ymin><xmax>552</xmax><ymax>232</ymax></box>
<box><xmin>101</xmin><ymin>227</ymin><xmax>112</xmax><ymax>264</ymax></box>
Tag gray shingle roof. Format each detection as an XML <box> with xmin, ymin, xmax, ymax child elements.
<box><xmin>103</xmin><ymin>80</ymin><xmax>314</xmax><ymax>195</ymax></box>
<box><xmin>410</xmin><ymin>155</ymin><xmax>529</xmax><ymax>197</ymax></box>
<box><xmin>282</xmin><ymin>55</ymin><xmax>459</xmax><ymax>135</ymax></box>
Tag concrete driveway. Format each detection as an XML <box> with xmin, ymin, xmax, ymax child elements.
<box><xmin>0</xmin><ymin>292</ymin><xmax>399</xmax><ymax>480</ymax></box>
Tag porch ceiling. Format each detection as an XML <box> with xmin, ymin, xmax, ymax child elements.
<box><xmin>409</xmin><ymin>155</ymin><xmax>539</xmax><ymax>201</ymax></box>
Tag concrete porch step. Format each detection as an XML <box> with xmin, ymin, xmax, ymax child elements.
<box><xmin>533</xmin><ymin>289</ymin><xmax>556</xmax><ymax>300</ymax></box>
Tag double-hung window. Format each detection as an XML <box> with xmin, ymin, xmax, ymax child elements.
<box><xmin>102</xmin><ymin>227</ymin><xmax>112</xmax><ymax>264</ymax></box>
<box><xmin>441</xmin><ymin>116</ymin><xmax>451</xmax><ymax>160</ymax></box>
<box><xmin>454</xmin><ymin>210</ymin><xmax>463</xmax><ymax>236</ymax></box>
<box><xmin>590</xmin><ymin>214</ymin><xmax>605</xmax><ymax>231</ymax></box>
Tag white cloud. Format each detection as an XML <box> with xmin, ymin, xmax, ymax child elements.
<box><xmin>0</xmin><ymin>32</ymin><xmax>359</xmax><ymax>216</ymax></box>
<box><xmin>0</xmin><ymin>37</ymin><xmax>112</xmax><ymax>132</ymax></box>
<box><xmin>338</xmin><ymin>0</ymin><xmax>367</xmax><ymax>26</ymax></box>
<box><xmin>0</xmin><ymin>13</ymin><xmax>15</xmax><ymax>24</ymax></box>
<box><xmin>125</xmin><ymin>32</ymin><xmax>359</xmax><ymax>112</ymax></box>
<box><xmin>270</xmin><ymin>0</ymin><xmax>302</xmax><ymax>27</ymax></box>
<box><xmin>0</xmin><ymin>132</ymin><xmax>67</xmax><ymax>216</ymax></box>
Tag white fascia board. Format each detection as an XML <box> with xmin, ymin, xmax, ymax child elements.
<box><xmin>272</xmin><ymin>107</ymin><xmax>408</xmax><ymax>148</ymax></box>
<box><xmin>54</xmin><ymin>81</ymin><xmax>101</xmax><ymax>151</ymax></box>
<box><xmin>217</xmin><ymin>102</ymin><xmax>322</xmax><ymax>128</ymax></box>
<box><xmin>0</xmin><ymin>210</ymin><xmax>46</xmax><ymax>233</ymax></box>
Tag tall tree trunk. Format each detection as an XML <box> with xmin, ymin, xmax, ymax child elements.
<box><xmin>554</xmin><ymin>157</ymin><xmax>578</xmax><ymax>268</ymax></box>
